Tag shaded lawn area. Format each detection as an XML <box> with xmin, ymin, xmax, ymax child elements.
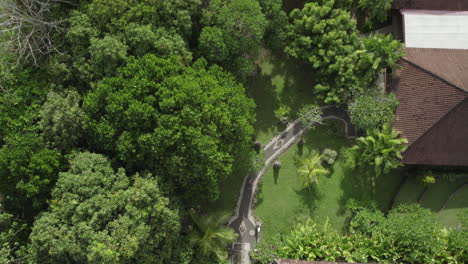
<box><xmin>255</xmin><ymin>121</ymin><xmax>404</xmax><ymax>241</ymax></box>
<box><xmin>204</xmin><ymin>147</ymin><xmax>252</xmax><ymax>215</ymax></box>
<box><xmin>393</xmin><ymin>177</ymin><xmax>426</xmax><ymax>206</ymax></box>
<box><xmin>247</xmin><ymin>50</ymin><xmax>317</xmax><ymax>145</ymax></box>
<box><xmin>393</xmin><ymin>172</ymin><xmax>468</xmax><ymax>228</ymax></box>
<box><xmin>439</xmin><ymin>184</ymin><xmax>468</xmax><ymax>228</ymax></box>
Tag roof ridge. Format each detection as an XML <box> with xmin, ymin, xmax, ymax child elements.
<box><xmin>401</xmin><ymin>57</ymin><xmax>468</xmax><ymax>94</ymax></box>
<box><xmin>404</xmin><ymin>96</ymin><xmax>468</xmax><ymax>151</ymax></box>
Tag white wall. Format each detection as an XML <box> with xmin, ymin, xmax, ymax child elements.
<box><xmin>403</xmin><ymin>10</ymin><xmax>468</xmax><ymax>50</ymax></box>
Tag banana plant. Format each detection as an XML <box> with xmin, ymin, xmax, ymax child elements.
<box><xmin>346</xmin><ymin>124</ymin><xmax>407</xmax><ymax>176</ymax></box>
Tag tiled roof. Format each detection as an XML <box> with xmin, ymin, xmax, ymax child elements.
<box><xmin>393</xmin><ymin>0</ymin><xmax>468</xmax><ymax>11</ymax></box>
<box><xmin>389</xmin><ymin>58</ymin><xmax>466</xmax><ymax>145</ymax></box>
<box><xmin>405</xmin><ymin>48</ymin><xmax>468</xmax><ymax>92</ymax></box>
<box><xmin>403</xmin><ymin>98</ymin><xmax>468</xmax><ymax>166</ymax></box>
<box><xmin>389</xmin><ymin>48</ymin><xmax>468</xmax><ymax>166</ymax></box>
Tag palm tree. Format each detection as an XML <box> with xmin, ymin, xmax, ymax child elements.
<box><xmin>297</xmin><ymin>153</ymin><xmax>330</xmax><ymax>188</ymax></box>
<box><xmin>346</xmin><ymin>123</ymin><xmax>407</xmax><ymax>176</ymax></box>
<box><xmin>189</xmin><ymin>211</ymin><xmax>238</xmax><ymax>262</ymax></box>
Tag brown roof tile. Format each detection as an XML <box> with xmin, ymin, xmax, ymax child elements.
<box><xmin>403</xmin><ymin>98</ymin><xmax>468</xmax><ymax>166</ymax></box>
<box><xmin>405</xmin><ymin>48</ymin><xmax>468</xmax><ymax>92</ymax></box>
<box><xmin>389</xmin><ymin>58</ymin><xmax>467</xmax><ymax>145</ymax></box>
<box><xmin>393</xmin><ymin>0</ymin><xmax>468</xmax><ymax>11</ymax></box>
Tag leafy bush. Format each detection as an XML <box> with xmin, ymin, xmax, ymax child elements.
<box><xmin>321</xmin><ymin>148</ymin><xmax>337</xmax><ymax>165</ymax></box>
<box><xmin>345</xmin><ymin>124</ymin><xmax>407</xmax><ymax>176</ymax></box>
<box><xmin>274</xmin><ymin>104</ymin><xmax>291</xmax><ymax>122</ymax></box>
<box><xmin>254</xmin><ymin>204</ymin><xmax>464</xmax><ymax>264</ymax></box>
<box><xmin>349</xmin><ymin>92</ymin><xmax>399</xmax><ymax>131</ymax></box>
<box><xmin>299</xmin><ymin>104</ymin><xmax>323</xmax><ymax>129</ymax></box>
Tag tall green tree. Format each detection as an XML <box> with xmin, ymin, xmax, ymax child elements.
<box><xmin>83</xmin><ymin>55</ymin><xmax>255</xmax><ymax>202</ymax></box>
<box><xmin>258</xmin><ymin>0</ymin><xmax>288</xmax><ymax>50</ymax></box>
<box><xmin>39</xmin><ymin>90</ymin><xmax>85</xmax><ymax>152</ymax></box>
<box><xmin>345</xmin><ymin>124</ymin><xmax>407</xmax><ymax>176</ymax></box>
<box><xmin>285</xmin><ymin>2</ymin><xmax>403</xmax><ymax>104</ymax></box>
<box><xmin>189</xmin><ymin>211</ymin><xmax>237</xmax><ymax>263</ymax></box>
<box><xmin>0</xmin><ymin>211</ymin><xmax>27</xmax><ymax>264</ymax></box>
<box><xmin>285</xmin><ymin>0</ymin><xmax>361</xmax><ymax>103</ymax></box>
<box><xmin>0</xmin><ymin>133</ymin><xmax>62</xmax><ymax>216</ymax></box>
<box><xmin>50</xmin><ymin>0</ymin><xmax>200</xmax><ymax>86</ymax></box>
<box><xmin>200</xmin><ymin>0</ymin><xmax>267</xmax><ymax>77</ymax></box>
<box><xmin>28</xmin><ymin>152</ymin><xmax>181</xmax><ymax>264</ymax></box>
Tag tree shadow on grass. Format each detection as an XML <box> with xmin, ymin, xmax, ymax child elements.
<box><xmin>293</xmin><ymin>184</ymin><xmax>322</xmax><ymax>219</ymax></box>
<box><xmin>247</xmin><ymin>51</ymin><xmax>317</xmax><ymax>142</ymax></box>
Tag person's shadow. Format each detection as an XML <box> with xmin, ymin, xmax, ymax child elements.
<box><xmin>273</xmin><ymin>166</ymin><xmax>280</xmax><ymax>184</ymax></box>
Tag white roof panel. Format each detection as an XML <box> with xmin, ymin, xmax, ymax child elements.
<box><xmin>403</xmin><ymin>10</ymin><xmax>468</xmax><ymax>49</ymax></box>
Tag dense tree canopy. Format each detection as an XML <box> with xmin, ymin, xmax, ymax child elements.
<box><xmin>83</xmin><ymin>54</ymin><xmax>255</xmax><ymax>202</ymax></box>
<box><xmin>50</xmin><ymin>0</ymin><xmax>200</xmax><ymax>86</ymax></box>
<box><xmin>0</xmin><ymin>133</ymin><xmax>62</xmax><ymax>215</ymax></box>
<box><xmin>29</xmin><ymin>152</ymin><xmax>181</xmax><ymax>264</ymax></box>
<box><xmin>285</xmin><ymin>1</ymin><xmax>361</xmax><ymax>103</ymax></box>
<box><xmin>39</xmin><ymin>90</ymin><xmax>85</xmax><ymax>151</ymax></box>
<box><xmin>200</xmin><ymin>0</ymin><xmax>267</xmax><ymax>77</ymax></box>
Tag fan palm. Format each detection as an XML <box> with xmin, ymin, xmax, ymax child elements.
<box><xmin>346</xmin><ymin>123</ymin><xmax>407</xmax><ymax>176</ymax></box>
<box><xmin>297</xmin><ymin>153</ymin><xmax>330</xmax><ymax>188</ymax></box>
<box><xmin>189</xmin><ymin>211</ymin><xmax>238</xmax><ymax>262</ymax></box>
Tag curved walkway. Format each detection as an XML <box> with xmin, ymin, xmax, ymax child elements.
<box><xmin>228</xmin><ymin>106</ymin><xmax>356</xmax><ymax>264</ymax></box>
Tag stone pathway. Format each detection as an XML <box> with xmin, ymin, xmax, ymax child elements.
<box><xmin>228</xmin><ymin>106</ymin><xmax>356</xmax><ymax>264</ymax></box>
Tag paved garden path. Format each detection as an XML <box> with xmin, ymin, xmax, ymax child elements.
<box><xmin>228</xmin><ymin>106</ymin><xmax>356</xmax><ymax>264</ymax></box>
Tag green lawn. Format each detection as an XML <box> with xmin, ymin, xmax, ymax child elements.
<box><xmin>393</xmin><ymin>177</ymin><xmax>426</xmax><ymax>206</ymax></box>
<box><xmin>255</xmin><ymin>121</ymin><xmax>404</xmax><ymax>241</ymax></box>
<box><xmin>206</xmin><ymin>50</ymin><xmax>318</xmax><ymax>215</ymax></box>
<box><xmin>247</xmin><ymin>50</ymin><xmax>317</xmax><ymax>144</ymax></box>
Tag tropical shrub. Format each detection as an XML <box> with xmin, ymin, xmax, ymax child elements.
<box><xmin>189</xmin><ymin>211</ymin><xmax>237</xmax><ymax>263</ymax></box>
<box><xmin>349</xmin><ymin>92</ymin><xmax>399</xmax><ymax>131</ymax></box>
<box><xmin>345</xmin><ymin>124</ymin><xmax>407</xmax><ymax>176</ymax></box>
<box><xmin>321</xmin><ymin>148</ymin><xmax>338</xmax><ymax>165</ymax></box>
<box><xmin>297</xmin><ymin>153</ymin><xmax>330</xmax><ymax>187</ymax></box>
<box><xmin>274</xmin><ymin>104</ymin><xmax>291</xmax><ymax>123</ymax></box>
<box><xmin>299</xmin><ymin>104</ymin><xmax>323</xmax><ymax>128</ymax></box>
<box><xmin>253</xmin><ymin>204</ymin><xmax>464</xmax><ymax>264</ymax></box>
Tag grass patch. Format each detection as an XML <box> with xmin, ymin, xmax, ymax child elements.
<box><xmin>393</xmin><ymin>177</ymin><xmax>426</xmax><ymax>206</ymax></box>
<box><xmin>255</xmin><ymin>121</ymin><xmax>404</xmax><ymax>241</ymax></box>
<box><xmin>438</xmin><ymin>184</ymin><xmax>468</xmax><ymax>228</ymax></box>
<box><xmin>247</xmin><ymin>50</ymin><xmax>317</xmax><ymax>144</ymax></box>
<box><xmin>419</xmin><ymin>179</ymin><xmax>465</xmax><ymax>212</ymax></box>
<box><xmin>393</xmin><ymin>172</ymin><xmax>468</xmax><ymax>228</ymax></box>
